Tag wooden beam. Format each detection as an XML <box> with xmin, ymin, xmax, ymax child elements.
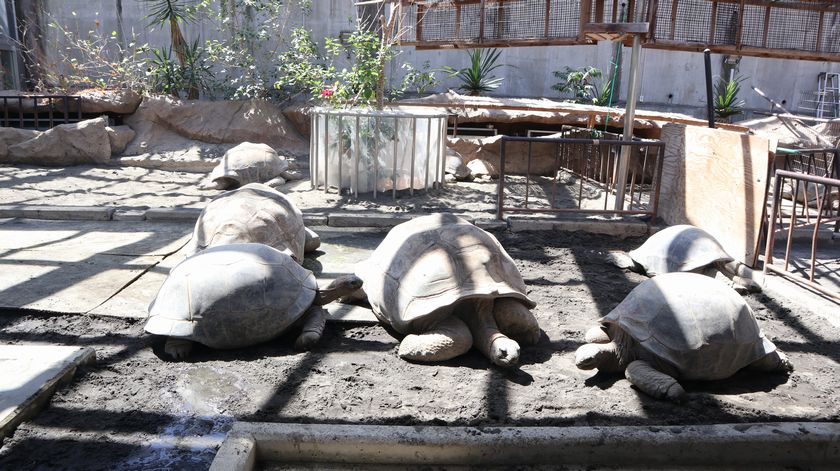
<box><xmin>761</xmin><ymin>4</ymin><xmax>772</xmax><ymax>48</ymax></box>
<box><xmin>478</xmin><ymin>0</ymin><xmax>486</xmax><ymax>43</ymax></box>
<box><xmin>579</xmin><ymin>0</ymin><xmax>593</xmax><ymax>41</ymax></box>
<box><xmin>669</xmin><ymin>0</ymin><xmax>678</xmax><ymax>40</ymax></box>
<box><xmin>735</xmin><ymin>0</ymin><xmax>745</xmax><ymax>51</ymax></box>
<box><xmin>709</xmin><ymin>1</ymin><xmax>718</xmax><ymax>44</ymax></box>
<box><xmin>816</xmin><ymin>10</ymin><xmax>824</xmax><ymax>53</ymax></box>
<box><xmin>648</xmin><ymin>0</ymin><xmax>660</xmax><ymax>41</ymax></box>
<box><xmin>647</xmin><ymin>39</ymin><xmax>840</xmax><ymax>63</ymax></box>
<box><xmin>544</xmin><ymin>0</ymin><xmax>551</xmax><ymax>38</ymax></box>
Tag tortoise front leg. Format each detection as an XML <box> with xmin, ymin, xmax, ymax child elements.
<box><xmin>459</xmin><ymin>299</ymin><xmax>521</xmax><ymax>368</ymax></box>
<box><xmin>164</xmin><ymin>338</ymin><xmax>194</xmax><ymax>360</ymax></box>
<box><xmin>625</xmin><ymin>360</ymin><xmax>686</xmax><ymax>402</ymax></box>
<box><xmin>747</xmin><ymin>350</ymin><xmax>793</xmax><ymax>373</ymax></box>
<box><xmin>493</xmin><ymin>298</ymin><xmax>540</xmax><ymax>346</ymax></box>
<box><xmin>398</xmin><ymin>316</ymin><xmax>473</xmax><ymax>362</ymax></box>
<box><xmin>294</xmin><ymin>306</ymin><xmax>327</xmax><ymax>350</ymax></box>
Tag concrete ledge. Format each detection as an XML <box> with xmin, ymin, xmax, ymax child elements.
<box><xmin>211</xmin><ymin>422</ymin><xmax>840</xmax><ymax>470</ymax></box>
<box><xmin>328</xmin><ymin>213</ymin><xmax>414</xmax><ymax>228</ymax></box>
<box><xmin>144</xmin><ymin>208</ymin><xmax>202</xmax><ymax>221</ymax></box>
<box><xmin>509</xmin><ymin>217</ymin><xmax>652</xmax><ymax>238</ymax></box>
<box><xmin>0</xmin><ymin>205</ymin><xmax>114</xmax><ymax>221</ymax></box>
<box><xmin>302</xmin><ymin>213</ymin><xmax>328</xmax><ymax>226</ymax></box>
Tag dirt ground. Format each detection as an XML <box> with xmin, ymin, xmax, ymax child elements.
<box><xmin>0</xmin><ymin>229</ymin><xmax>838</xmax><ymax>470</ymax></box>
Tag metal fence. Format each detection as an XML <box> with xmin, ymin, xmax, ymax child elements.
<box><xmin>496</xmin><ymin>134</ymin><xmax>664</xmax><ymax>219</ymax></box>
<box><xmin>763</xmin><ymin>169</ymin><xmax>840</xmax><ymax>301</ymax></box>
<box><xmin>0</xmin><ymin>95</ymin><xmax>84</xmax><ymax>130</ymax></box>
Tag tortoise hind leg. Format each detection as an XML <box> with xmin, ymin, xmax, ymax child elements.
<box><xmin>304</xmin><ymin>227</ymin><xmax>321</xmax><ymax>253</ymax></box>
<box><xmin>164</xmin><ymin>338</ymin><xmax>194</xmax><ymax>360</ymax></box>
<box><xmin>398</xmin><ymin>316</ymin><xmax>472</xmax><ymax>362</ymax></box>
<box><xmin>747</xmin><ymin>350</ymin><xmax>793</xmax><ymax>373</ymax></box>
<box><xmin>493</xmin><ymin>298</ymin><xmax>540</xmax><ymax>346</ymax></box>
<box><xmin>294</xmin><ymin>305</ymin><xmax>328</xmax><ymax>351</ymax></box>
<box><xmin>625</xmin><ymin>360</ymin><xmax>686</xmax><ymax>402</ymax></box>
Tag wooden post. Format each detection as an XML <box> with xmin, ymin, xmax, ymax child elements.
<box><xmin>709</xmin><ymin>1</ymin><xmax>718</xmax><ymax>44</ymax></box>
<box><xmin>579</xmin><ymin>0</ymin><xmax>592</xmax><ymax>41</ymax></box>
<box><xmin>479</xmin><ymin>0</ymin><xmax>486</xmax><ymax>43</ymax></box>
<box><xmin>615</xmin><ymin>34</ymin><xmax>643</xmax><ymax>211</ymax></box>
<box><xmin>735</xmin><ymin>0</ymin><xmax>746</xmax><ymax>51</ymax></box>
<box><xmin>669</xmin><ymin>0</ymin><xmax>678</xmax><ymax>40</ymax></box>
<box><xmin>762</xmin><ymin>4</ymin><xmax>772</xmax><ymax>48</ymax></box>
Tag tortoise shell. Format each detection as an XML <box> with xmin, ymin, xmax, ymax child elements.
<box><xmin>357</xmin><ymin>213</ymin><xmax>535</xmax><ymax>334</ymax></box>
<box><xmin>145</xmin><ymin>243</ymin><xmax>316</xmax><ymax>349</ymax></box>
<box><xmin>208</xmin><ymin>142</ymin><xmax>289</xmax><ymax>188</ymax></box>
<box><xmin>601</xmin><ymin>272</ymin><xmax>776</xmax><ymax>380</ymax></box>
<box><xmin>629</xmin><ymin>225</ymin><xmax>733</xmax><ymax>276</ymax></box>
<box><xmin>189</xmin><ymin>183</ymin><xmax>306</xmax><ymax>262</ymax></box>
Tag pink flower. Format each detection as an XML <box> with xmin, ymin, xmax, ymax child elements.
<box><xmin>320</xmin><ymin>88</ymin><xmax>334</xmax><ymax>98</ymax></box>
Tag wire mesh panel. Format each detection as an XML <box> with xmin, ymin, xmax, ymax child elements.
<box><xmin>401</xmin><ymin>0</ymin><xmax>840</xmax><ymax>61</ymax></box>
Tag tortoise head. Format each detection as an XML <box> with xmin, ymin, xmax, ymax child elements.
<box><xmin>314</xmin><ymin>275</ymin><xmax>364</xmax><ymax>305</ymax></box>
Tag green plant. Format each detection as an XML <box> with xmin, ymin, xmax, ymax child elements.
<box><xmin>148</xmin><ymin>40</ymin><xmax>212</xmax><ymax>98</ymax></box>
<box><xmin>552</xmin><ymin>66</ymin><xmax>612</xmax><ymax>105</ymax></box>
<box><xmin>139</xmin><ymin>0</ymin><xmax>200</xmax><ymax>97</ymax></box>
<box><xmin>442</xmin><ymin>48</ymin><xmax>505</xmax><ymax>96</ymax></box>
<box><xmin>397</xmin><ymin>61</ymin><xmax>439</xmax><ymax>96</ymax></box>
<box><xmin>714</xmin><ymin>75</ymin><xmax>746</xmax><ymax>121</ymax></box>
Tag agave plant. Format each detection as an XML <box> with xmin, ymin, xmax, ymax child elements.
<box><xmin>714</xmin><ymin>75</ymin><xmax>746</xmax><ymax>121</ymax></box>
<box><xmin>442</xmin><ymin>48</ymin><xmax>505</xmax><ymax>96</ymax></box>
<box><xmin>552</xmin><ymin>66</ymin><xmax>613</xmax><ymax>106</ymax></box>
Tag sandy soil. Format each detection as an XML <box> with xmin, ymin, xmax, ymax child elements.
<box><xmin>0</xmin><ymin>230</ymin><xmax>837</xmax><ymax>470</ymax></box>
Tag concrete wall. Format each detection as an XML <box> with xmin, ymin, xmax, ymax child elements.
<box><xmin>38</xmin><ymin>0</ymin><xmax>840</xmax><ymax>116</ymax></box>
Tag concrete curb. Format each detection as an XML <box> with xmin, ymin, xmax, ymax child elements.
<box><xmin>0</xmin><ymin>346</ymin><xmax>96</xmax><ymax>443</ymax></box>
<box><xmin>210</xmin><ymin>422</ymin><xmax>840</xmax><ymax>470</ymax></box>
<box><xmin>0</xmin><ymin>205</ymin><xmax>114</xmax><ymax>221</ymax></box>
<box><xmin>509</xmin><ymin>216</ymin><xmax>653</xmax><ymax>237</ymax></box>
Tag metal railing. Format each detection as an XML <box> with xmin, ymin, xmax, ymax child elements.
<box><xmin>764</xmin><ymin>169</ymin><xmax>840</xmax><ymax>301</ymax></box>
<box><xmin>496</xmin><ymin>135</ymin><xmax>665</xmax><ymax>219</ymax></box>
<box><xmin>0</xmin><ymin>95</ymin><xmax>84</xmax><ymax>130</ymax></box>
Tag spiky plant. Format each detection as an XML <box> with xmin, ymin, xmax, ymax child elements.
<box><xmin>443</xmin><ymin>48</ymin><xmax>505</xmax><ymax>96</ymax></box>
<box><xmin>714</xmin><ymin>75</ymin><xmax>746</xmax><ymax>121</ymax></box>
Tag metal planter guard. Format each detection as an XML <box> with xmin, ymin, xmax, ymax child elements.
<box><xmin>310</xmin><ymin>108</ymin><xmax>447</xmax><ymax>198</ymax></box>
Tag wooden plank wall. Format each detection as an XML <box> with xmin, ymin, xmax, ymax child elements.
<box><xmin>658</xmin><ymin>124</ymin><xmax>774</xmax><ymax>267</ymax></box>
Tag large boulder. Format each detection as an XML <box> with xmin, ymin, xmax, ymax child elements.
<box><xmin>0</xmin><ymin>128</ymin><xmax>40</xmax><ymax>157</ymax></box>
<box><xmin>77</xmin><ymin>89</ymin><xmax>143</xmax><ymax>115</ymax></box>
<box><xmin>5</xmin><ymin>117</ymin><xmax>111</xmax><ymax>165</ymax></box>
<box><xmin>123</xmin><ymin>96</ymin><xmax>308</xmax><ymax>157</ymax></box>
<box><xmin>106</xmin><ymin>125</ymin><xmax>136</xmax><ymax>156</ymax></box>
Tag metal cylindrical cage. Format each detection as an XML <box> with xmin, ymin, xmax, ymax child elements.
<box><xmin>310</xmin><ymin>108</ymin><xmax>447</xmax><ymax>198</ymax></box>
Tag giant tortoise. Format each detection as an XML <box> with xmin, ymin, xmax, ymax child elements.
<box><xmin>575</xmin><ymin>272</ymin><xmax>791</xmax><ymax>401</ymax></box>
<box><xmin>187</xmin><ymin>183</ymin><xmax>320</xmax><ymax>260</ymax></box>
<box><xmin>356</xmin><ymin>213</ymin><xmax>541</xmax><ymax>368</ymax></box>
<box><xmin>609</xmin><ymin>224</ymin><xmax>760</xmax><ymax>293</ymax></box>
<box><xmin>200</xmin><ymin>142</ymin><xmax>303</xmax><ymax>190</ymax></box>
<box><xmin>145</xmin><ymin>243</ymin><xmax>361</xmax><ymax>359</ymax></box>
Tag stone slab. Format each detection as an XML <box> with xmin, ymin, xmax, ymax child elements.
<box><xmin>325</xmin><ymin>303</ymin><xmax>378</xmax><ymax>324</ymax></box>
<box><xmin>212</xmin><ymin>422</ymin><xmax>840</xmax><ymax>470</ymax></box>
<box><xmin>0</xmin><ymin>205</ymin><xmax>114</xmax><ymax>221</ymax></box>
<box><xmin>508</xmin><ymin>217</ymin><xmax>652</xmax><ymax>238</ymax></box>
<box><xmin>144</xmin><ymin>208</ymin><xmax>202</xmax><ymax>221</ymax></box>
<box><xmin>0</xmin><ymin>219</ymin><xmax>193</xmax><ymax>256</ymax></box>
<box><xmin>301</xmin><ymin>213</ymin><xmax>328</xmax><ymax>226</ymax></box>
<box><xmin>0</xmin><ymin>219</ymin><xmax>192</xmax><ymax>314</ymax></box>
<box><xmin>0</xmin><ymin>345</ymin><xmax>96</xmax><ymax>442</ymax></box>
<box><xmin>302</xmin><ymin>227</ymin><xmax>385</xmax><ymax>283</ymax></box>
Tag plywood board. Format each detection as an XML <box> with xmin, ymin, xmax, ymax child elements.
<box><xmin>658</xmin><ymin>124</ymin><xmax>771</xmax><ymax>266</ymax></box>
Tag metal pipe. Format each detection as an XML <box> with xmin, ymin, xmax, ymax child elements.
<box><xmin>614</xmin><ymin>33</ymin><xmax>643</xmax><ymax>210</ymax></box>
<box><xmin>704</xmin><ymin>49</ymin><xmax>715</xmax><ymax>128</ymax></box>
<box><xmin>392</xmin><ymin>117</ymin><xmax>398</xmax><ymax>199</ymax></box>
<box><xmin>410</xmin><ymin>117</ymin><xmax>416</xmax><ymax>196</ymax></box>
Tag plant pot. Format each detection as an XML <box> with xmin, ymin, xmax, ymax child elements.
<box><xmin>310</xmin><ymin>107</ymin><xmax>447</xmax><ymax>197</ymax></box>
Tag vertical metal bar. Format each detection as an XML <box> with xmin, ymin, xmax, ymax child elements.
<box><xmin>524</xmin><ymin>141</ymin><xmax>532</xmax><ymax>208</ymax></box>
<box><xmin>650</xmin><ymin>147</ymin><xmax>664</xmax><ymax>218</ymax></box>
<box><xmin>354</xmin><ymin>115</ymin><xmax>361</xmax><ymax>198</ymax></box>
<box><xmin>18</xmin><ymin>96</ymin><xmax>23</xmax><ymax>128</ymax></box>
<box><xmin>551</xmin><ymin>141</ymin><xmax>559</xmax><ymax>209</ymax></box>
<box><xmin>3</xmin><ymin>97</ymin><xmax>8</xmax><ymax>127</ymax></box>
<box><xmin>324</xmin><ymin>113</ymin><xmax>330</xmax><ymax>194</ymax></box>
<box><xmin>32</xmin><ymin>97</ymin><xmax>38</xmax><ymax>130</ymax></box>
<box><xmin>639</xmin><ymin>146</ymin><xmax>650</xmax><ymax>207</ymax></box>
<box><xmin>337</xmin><ymin>115</ymin><xmax>344</xmax><ymax>195</ymax></box>
<box><xmin>438</xmin><ymin>117</ymin><xmax>446</xmax><ymax>188</ymax></box>
<box><xmin>425</xmin><ymin>117</ymin><xmax>431</xmax><ymax>192</ymax></box>
<box><xmin>48</xmin><ymin>97</ymin><xmax>54</xmax><ymax>128</ymax></box>
<box><xmin>497</xmin><ymin>138</ymin><xmax>506</xmax><ymax>220</ymax></box>
<box><xmin>810</xmin><ymin>187</ymin><xmax>830</xmax><ymax>282</ymax></box>
<box><xmin>783</xmin><ymin>176</ymin><xmax>800</xmax><ymax>271</ymax></box>
<box><xmin>309</xmin><ymin>111</ymin><xmax>318</xmax><ymax>190</ymax></box>
<box><xmin>704</xmin><ymin>49</ymin><xmax>715</xmax><ymax>128</ymax></box>
<box><xmin>63</xmin><ymin>96</ymin><xmax>69</xmax><ymax>126</ymax></box>
<box><xmin>373</xmin><ymin>116</ymin><xmax>379</xmax><ymax>199</ymax></box>
<box><xmin>410</xmin><ymin>117</ymin><xmax>416</xmax><ymax>196</ymax></box>
<box><xmin>614</xmin><ymin>34</ymin><xmax>643</xmax><ymax>210</ymax></box>
<box><xmin>392</xmin><ymin>117</ymin><xmax>399</xmax><ymax>199</ymax></box>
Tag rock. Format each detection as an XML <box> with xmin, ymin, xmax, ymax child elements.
<box><xmin>6</xmin><ymin>117</ymin><xmax>111</xmax><ymax>166</ymax></box>
<box><xmin>123</xmin><ymin>96</ymin><xmax>308</xmax><ymax>157</ymax></box>
<box><xmin>281</xmin><ymin>96</ymin><xmax>312</xmax><ymax>138</ymax></box>
<box><xmin>77</xmin><ymin>89</ymin><xmax>143</xmax><ymax>115</ymax></box>
<box><xmin>445</xmin><ymin>152</ymin><xmax>472</xmax><ymax>180</ymax></box>
<box><xmin>106</xmin><ymin>125</ymin><xmax>136</xmax><ymax>156</ymax></box>
<box><xmin>0</xmin><ymin>128</ymin><xmax>40</xmax><ymax>158</ymax></box>
<box><xmin>466</xmin><ymin>158</ymin><xmax>498</xmax><ymax>178</ymax></box>
<box><xmin>444</xmin><ymin>173</ymin><xmax>457</xmax><ymax>183</ymax></box>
